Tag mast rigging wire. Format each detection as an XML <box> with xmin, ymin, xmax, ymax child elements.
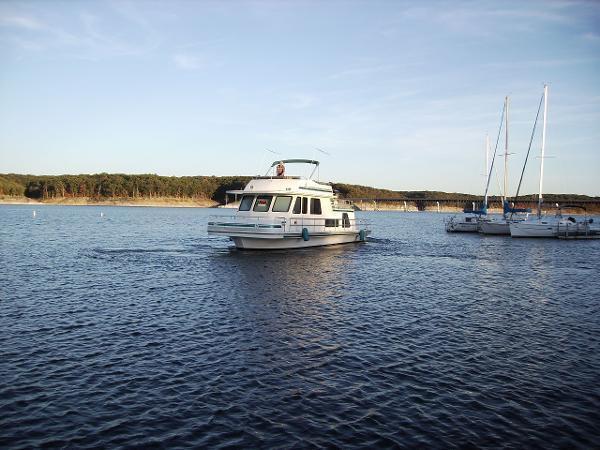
<box><xmin>482</xmin><ymin>100</ymin><xmax>507</xmax><ymax>209</ymax></box>
<box><xmin>509</xmin><ymin>93</ymin><xmax>545</xmax><ymax>220</ymax></box>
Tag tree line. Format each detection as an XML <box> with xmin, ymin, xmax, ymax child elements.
<box><xmin>330</xmin><ymin>182</ymin><xmax>599</xmax><ymax>203</ymax></box>
<box><xmin>0</xmin><ymin>173</ymin><xmax>597</xmax><ymax>204</ymax></box>
<box><xmin>0</xmin><ymin>174</ymin><xmax>251</xmax><ymax>203</ymax></box>
<box><xmin>330</xmin><ymin>183</ymin><xmax>480</xmax><ymax>200</ymax></box>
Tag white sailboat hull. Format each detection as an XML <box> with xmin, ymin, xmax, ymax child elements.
<box><xmin>446</xmin><ymin>222</ymin><xmax>479</xmax><ymax>232</ymax></box>
<box><xmin>445</xmin><ymin>215</ymin><xmax>484</xmax><ymax>233</ymax></box>
<box><xmin>479</xmin><ymin>221</ymin><xmax>510</xmax><ymax>235</ymax></box>
<box><xmin>510</xmin><ymin>221</ymin><xmax>557</xmax><ymax>238</ymax></box>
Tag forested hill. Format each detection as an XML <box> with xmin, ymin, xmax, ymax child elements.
<box><xmin>0</xmin><ymin>173</ymin><xmax>597</xmax><ymax>204</ymax></box>
<box><xmin>0</xmin><ymin>173</ymin><xmax>252</xmax><ymax>202</ymax></box>
<box><xmin>329</xmin><ymin>183</ymin><xmax>599</xmax><ymax>203</ymax></box>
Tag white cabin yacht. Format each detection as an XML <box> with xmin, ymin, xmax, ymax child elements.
<box><xmin>207</xmin><ymin>159</ymin><xmax>370</xmax><ymax>249</ymax></box>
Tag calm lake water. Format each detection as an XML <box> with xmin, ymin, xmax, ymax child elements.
<box><xmin>1</xmin><ymin>205</ymin><xmax>599</xmax><ymax>448</ymax></box>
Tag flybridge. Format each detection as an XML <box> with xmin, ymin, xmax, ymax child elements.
<box><xmin>269</xmin><ymin>159</ymin><xmax>319</xmax><ymax>167</ymax></box>
<box><xmin>265</xmin><ymin>159</ymin><xmax>320</xmax><ymax>180</ymax></box>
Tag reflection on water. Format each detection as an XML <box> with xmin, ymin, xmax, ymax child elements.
<box><xmin>224</xmin><ymin>245</ymin><xmax>357</xmax><ymax>301</ymax></box>
<box><xmin>208</xmin><ymin>245</ymin><xmax>361</xmax><ymax>363</ymax></box>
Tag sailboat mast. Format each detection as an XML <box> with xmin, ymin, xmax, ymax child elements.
<box><xmin>504</xmin><ymin>96</ymin><xmax>509</xmax><ymax>202</ymax></box>
<box><xmin>538</xmin><ymin>85</ymin><xmax>548</xmax><ymax>217</ymax></box>
<box><xmin>485</xmin><ymin>134</ymin><xmax>490</xmax><ymax>208</ymax></box>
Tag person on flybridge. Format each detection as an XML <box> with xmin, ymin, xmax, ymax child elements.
<box><xmin>276</xmin><ymin>161</ymin><xmax>285</xmax><ymax>177</ymax></box>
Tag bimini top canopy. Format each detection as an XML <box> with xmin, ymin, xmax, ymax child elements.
<box><xmin>270</xmin><ymin>159</ymin><xmax>319</xmax><ymax>167</ymax></box>
<box><xmin>266</xmin><ymin>159</ymin><xmax>320</xmax><ymax>179</ymax></box>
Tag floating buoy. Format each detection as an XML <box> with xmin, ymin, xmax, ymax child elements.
<box><xmin>302</xmin><ymin>227</ymin><xmax>310</xmax><ymax>241</ymax></box>
<box><xmin>100</xmin><ymin>212</ymin><xmax>104</xmax><ymax>217</ymax></box>
<box><xmin>32</xmin><ymin>210</ymin><xmax>36</xmax><ymax>217</ymax></box>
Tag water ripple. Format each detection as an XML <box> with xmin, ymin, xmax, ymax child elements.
<box><xmin>1</xmin><ymin>206</ymin><xmax>599</xmax><ymax>448</ymax></box>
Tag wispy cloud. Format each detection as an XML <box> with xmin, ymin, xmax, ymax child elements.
<box><xmin>378</xmin><ymin>2</ymin><xmax>582</xmax><ymax>39</ymax></box>
<box><xmin>483</xmin><ymin>57</ymin><xmax>599</xmax><ymax>69</ymax></box>
<box><xmin>173</xmin><ymin>53</ymin><xmax>204</xmax><ymax>70</ymax></box>
<box><xmin>285</xmin><ymin>93</ymin><xmax>317</xmax><ymax>109</ymax></box>
<box><xmin>0</xmin><ymin>3</ymin><xmax>161</xmax><ymax>59</ymax></box>
<box><xmin>0</xmin><ymin>15</ymin><xmax>44</xmax><ymax>30</ymax></box>
<box><xmin>328</xmin><ymin>63</ymin><xmax>397</xmax><ymax>80</ymax></box>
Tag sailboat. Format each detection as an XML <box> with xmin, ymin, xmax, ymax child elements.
<box><xmin>445</xmin><ymin>98</ymin><xmax>508</xmax><ymax>233</ymax></box>
<box><xmin>444</xmin><ymin>140</ymin><xmax>490</xmax><ymax>233</ymax></box>
<box><xmin>480</xmin><ymin>95</ymin><xmax>533</xmax><ymax>235</ymax></box>
<box><xmin>509</xmin><ymin>85</ymin><xmax>591</xmax><ymax>238</ymax></box>
<box><xmin>510</xmin><ymin>85</ymin><xmax>556</xmax><ymax>237</ymax></box>
<box><xmin>480</xmin><ymin>96</ymin><xmax>513</xmax><ymax>235</ymax></box>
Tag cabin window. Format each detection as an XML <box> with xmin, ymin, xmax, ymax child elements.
<box><xmin>342</xmin><ymin>213</ymin><xmax>351</xmax><ymax>228</ymax></box>
<box><xmin>302</xmin><ymin>197</ymin><xmax>308</xmax><ymax>214</ymax></box>
<box><xmin>239</xmin><ymin>195</ymin><xmax>255</xmax><ymax>211</ymax></box>
<box><xmin>325</xmin><ymin>219</ymin><xmax>339</xmax><ymax>227</ymax></box>
<box><xmin>310</xmin><ymin>198</ymin><xmax>322</xmax><ymax>215</ymax></box>
<box><xmin>272</xmin><ymin>196</ymin><xmax>292</xmax><ymax>212</ymax></box>
<box><xmin>293</xmin><ymin>197</ymin><xmax>302</xmax><ymax>214</ymax></box>
<box><xmin>253</xmin><ymin>195</ymin><xmax>273</xmax><ymax>212</ymax></box>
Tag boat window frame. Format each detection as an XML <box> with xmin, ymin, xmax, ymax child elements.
<box><xmin>302</xmin><ymin>197</ymin><xmax>308</xmax><ymax>214</ymax></box>
<box><xmin>342</xmin><ymin>213</ymin><xmax>351</xmax><ymax>228</ymax></box>
<box><xmin>310</xmin><ymin>198</ymin><xmax>322</xmax><ymax>215</ymax></box>
<box><xmin>238</xmin><ymin>195</ymin><xmax>255</xmax><ymax>211</ymax></box>
<box><xmin>292</xmin><ymin>197</ymin><xmax>302</xmax><ymax>214</ymax></box>
<box><xmin>272</xmin><ymin>195</ymin><xmax>293</xmax><ymax>213</ymax></box>
<box><xmin>253</xmin><ymin>195</ymin><xmax>273</xmax><ymax>212</ymax></box>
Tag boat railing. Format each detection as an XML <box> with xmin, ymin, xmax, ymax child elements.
<box><xmin>557</xmin><ymin>219</ymin><xmax>592</xmax><ymax>237</ymax></box>
<box><xmin>209</xmin><ymin>215</ymin><xmax>369</xmax><ymax>233</ymax></box>
<box><xmin>287</xmin><ymin>217</ymin><xmax>368</xmax><ymax>232</ymax></box>
<box><xmin>208</xmin><ymin>215</ymin><xmax>288</xmax><ymax>226</ymax></box>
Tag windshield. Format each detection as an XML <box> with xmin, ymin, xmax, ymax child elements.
<box><xmin>238</xmin><ymin>195</ymin><xmax>254</xmax><ymax>211</ymax></box>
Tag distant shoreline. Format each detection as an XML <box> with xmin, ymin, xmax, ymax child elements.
<box><xmin>2</xmin><ymin>196</ymin><xmax>596</xmax><ymax>215</ymax></box>
<box><xmin>0</xmin><ymin>195</ymin><xmax>476</xmax><ymax>212</ymax></box>
<box><xmin>0</xmin><ymin>196</ymin><xmax>218</xmax><ymax>208</ymax></box>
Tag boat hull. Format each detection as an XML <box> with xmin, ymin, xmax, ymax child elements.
<box><xmin>510</xmin><ymin>222</ymin><xmax>557</xmax><ymax>238</ymax></box>
<box><xmin>208</xmin><ymin>216</ymin><xmax>370</xmax><ymax>250</ymax></box>
<box><xmin>446</xmin><ymin>223</ymin><xmax>479</xmax><ymax>232</ymax></box>
<box><xmin>445</xmin><ymin>217</ymin><xmax>481</xmax><ymax>232</ymax></box>
<box><xmin>479</xmin><ymin>221</ymin><xmax>510</xmax><ymax>235</ymax></box>
<box><xmin>231</xmin><ymin>232</ymin><xmax>365</xmax><ymax>250</ymax></box>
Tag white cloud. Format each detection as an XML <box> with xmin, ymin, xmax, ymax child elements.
<box><xmin>173</xmin><ymin>53</ymin><xmax>203</xmax><ymax>70</ymax></box>
<box><xmin>328</xmin><ymin>64</ymin><xmax>396</xmax><ymax>80</ymax></box>
<box><xmin>484</xmin><ymin>57</ymin><xmax>598</xmax><ymax>69</ymax></box>
<box><xmin>0</xmin><ymin>15</ymin><xmax>44</xmax><ymax>30</ymax></box>
<box><xmin>286</xmin><ymin>93</ymin><xmax>317</xmax><ymax>109</ymax></box>
<box><xmin>0</xmin><ymin>5</ymin><xmax>160</xmax><ymax>59</ymax></box>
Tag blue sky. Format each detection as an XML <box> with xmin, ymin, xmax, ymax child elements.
<box><xmin>1</xmin><ymin>0</ymin><xmax>599</xmax><ymax>195</ymax></box>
